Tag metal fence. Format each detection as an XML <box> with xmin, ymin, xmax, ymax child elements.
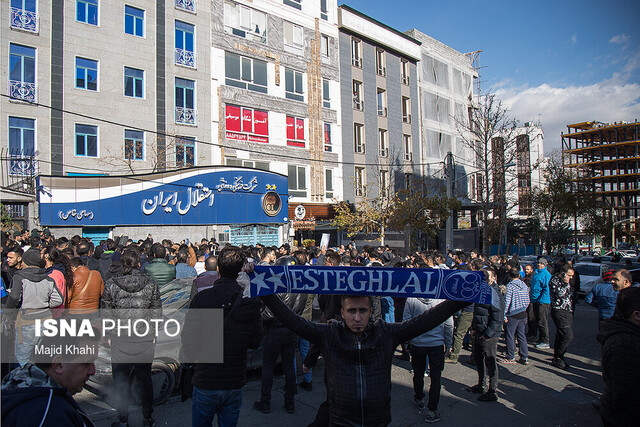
<box><xmin>0</xmin><ymin>148</ymin><xmax>38</xmax><ymax>195</ymax></box>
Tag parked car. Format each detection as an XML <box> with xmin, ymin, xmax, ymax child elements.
<box><xmin>573</xmin><ymin>262</ymin><xmax>610</xmax><ymax>296</ymax></box>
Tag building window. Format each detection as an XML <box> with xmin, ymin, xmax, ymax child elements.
<box><xmin>320</xmin><ymin>0</ymin><xmax>328</xmax><ymax>20</ymax></box>
<box><xmin>224</xmin><ymin>1</ymin><xmax>267</xmax><ymax>44</ymax></box>
<box><xmin>124</xmin><ymin>67</ymin><xmax>144</xmax><ymax>98</ymax></box>
<box><xmin>288</xmin><ymin>164</ymin><xmax>307</xmax><ymax>198</ymax></box>
<box><xmin>352</xmin><ymin>80</ymin><xmax>363</xmax><ymax>110</ymax></box>
<box><xmin>9</xmin><ymin>117</ymin><xmax>35</xmax><ymax>156</ymax></box>
<box><xmin>351</xmin><ymin>38</ymin><xmax>362</xmax><ymax>67</ymax></box>
<box><xmin>175</xmin><ymin>0</ymin><xmax>196</xmax><ymax>13</ymax></box>
<box><xmin>175</xmin><ymin>20</ymin><xmax>196</xmax><ymax>67</ymax></box>
<box><xmin>226</xmin><ymin>157</ymin><xmax>270</xmax><ymax>171</ymax></box>
<box><xmin>354</xmin><ymin>123</ymin><xmax>364</xmax><ymax>154</ymax></box>
<box><xmin>285</xmin><ymin>68</ymin><xmax>304</xmax><ymax>101</ymax></box>
<box><xmin>405</xmin><ymin>173</ymin><xmax>412</xmax><ymax>189</ymax></box>
<box><xmin>286</xmin><ymin>116</ymin><xmax>305</xmax><ymax>148</ymax></box>
<box><xmin>225</xmin><ymin>105</ymin><xmax>269</xmax><ymax>143</ymax></box>
<box><xmin>225</xmin><ymin>52</ymin><xmax>267</xmax><ymax>93</ymax></box>
<box><xmin>378</xmin><ymin>128</ymin><xmax>388</xmax><ymax>157</ymax></box>
<box><xmin>10</xmin><ymin>0</ymin><xmax>38</xmax><ymax>32</ymax></box>
<box><xmin>324</xmin><ymin>122</ymin><xmax>331</xmax><ymax>152</ymax></box>
<box><xmin>401</xmin><ymin>59</ymin><xmax>410</xmax><ymax>85</ymax></box>
<box><xmin>376</xmin><ymin>49</ymin><xmax>386</xmax><ymax>76</ymax></box>
<box><xmin>125</xmin><ymin>5</ymin><xmax>144</xmax><ymax>37</ymax></box>
<box><xmin>9</xmin><ymin>44</ymin><xmax>36</xmax><ymax>102</ymax></box>
<box><xmin>402</xmin><ymin>97</ymin><xmax>411</xmax><ymax>123</ymax></box>
<box><xmin>325</xmin><ymin>168</ymin><xmax>333</xmax><ymax>199</ymax></box>
<box><xmin>284</xmin><ymin>21</ymin><xmax>303</xmax><ymax>48</ymax></box>
<box><xmin>176</xmin><ymin>136</ymin><xmax>195</xmax><ymax>167</ymax></box>
<box><xmin>377</xmin><ymin>88</ymin><xmax>387</xmax><ymax>117</ymax></box>
<box><xmin>403</xmin><ymin>134</ymin><xmax>412</xmax><ymax>161</ymax></box>
<box><xmin>355</xmin><ymin>167</ymin><xmax>365</xmax><ymax>197</ymax></box>
<box><xmin>380</xmin><ymin>170</ymin><xmax>389</xmax><ymax>198</ymax></box>
<box><xmin>283</xmin><ymin>0</ymin><xmax>302</xmax><ymax>10</ymax></box>
<box><xmin>175</xmin><ymin>77</ymin><xmax>195</xmax><ymax>125</ymax></box>
<box><xmin>321</xmin><ymin>34</ymin><xmax>329</xmax><ymax>57</ymax></box>
<box><xmin>124</xmin><ymin>129</ymin><xmax>144</xmax><ymax>160</ymax></box>
<box><xmin>75</xmin><ymin>57</ymin><xmax>98</xmax><ymax>91</ymax></box>
<box><xmin>322</xmin><ymin>79</ymin><xmax>330</xmax><ymax>108</ymax></box>
<box><xmin>76</xmin><ymin>0</ymin><xmax>98</xmax><ymax>25</ymax></box>
<box><xmin>75</xmin><ymin>124</ymin><xmax>98</xmax><ymax>157</ymax></box>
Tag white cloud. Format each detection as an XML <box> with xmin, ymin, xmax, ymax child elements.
<box><xmin>568</xmin><ymin>34</ymin><xmax>578</xmax><ymax>45</ymax></box>
<box><xmin>609</xmin><ymin>34</ymin><xmax>630</xmax><ymax>44</ymax></box>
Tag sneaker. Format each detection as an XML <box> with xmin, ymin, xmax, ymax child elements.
<box><xmin>466</xmin><ymin>384</ymin><xmax>484</xmax><ymax>394</ymax></box>
<box><xmin>425</xmin><ymin>411</ymin><xmax>442</xmax><ymax>423</ymax></box>
<box><xmin>284</xmin><ymin>402</ymin><xmax>295</xmax><ymax>414</ymax></box>
<box><xmin>253</xmin><ymin>401</ymin><xmax>271</xmax><ymax>414</ymax></box>
<box><xmin>550</xmin><ymin>357</ymin><xmax>567</xmax><ymax>370</ymax></box>
<box><xmin>535</xmin><ymin>342</ymin><xmax>550</xmax><ymax>349</ymax></box>
<box><xmin>298</xmin><ymin>381</ymin><xmax>313</xmax><ymax>391</ymax></box>
<box><xmin>518</xmin><ymin>358</ymin><xmax>529</xmax><ymax>365</ymax></box>
<box><xmin>499</xmin><ymin>358</ymin><xmax>516</xmax><ymax>365</ymax></box>
<box><xmin>477</xmin><ymin>390</ymin><xmax>498</xmax><ymax>402</ymax></box>
<box><xmin>414</xmin><ymin>396</ymin><xmax>425</xmax><ymax>410</ymax></box>
<box><xmin>444</xmin><ymin>357</ymin><xmax>458</xmax><ymax>364</ymax></box>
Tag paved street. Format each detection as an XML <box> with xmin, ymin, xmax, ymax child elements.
<box><xmin>78</xmin><ymin>302</ymin><xmax>604</xmax><ymax>427</ymax></box>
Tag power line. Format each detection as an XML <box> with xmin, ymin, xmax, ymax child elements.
<box><xmin>2</xmin><ymin>94</ymin><xmax>444</xmax><ymax>170</ymax></box>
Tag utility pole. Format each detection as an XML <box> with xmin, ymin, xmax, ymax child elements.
<box><xmin>445</xmin><ymin>152</ymin><xmax>454</xmax><ymax>252</ymax></box>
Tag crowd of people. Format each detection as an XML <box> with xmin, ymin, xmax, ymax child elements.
<box><xmin>1</xmin><ymin>227</ymin><xmax>639</xmax><ymax>426</ymax></box>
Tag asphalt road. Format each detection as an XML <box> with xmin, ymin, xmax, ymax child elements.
<box><xmin>77</xmin><ymin>302</ymin><xmax>604</xmax><ymax>426</ymax></box>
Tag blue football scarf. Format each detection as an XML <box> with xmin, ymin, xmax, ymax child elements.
<box><xmin>248</xmin><ymin>265</ymin><xmax>498</xmax><ymax>306</ymax></box>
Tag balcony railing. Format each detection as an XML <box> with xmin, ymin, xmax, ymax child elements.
<box><xmin>402</xmin><ymin>113</ymin><xmax>411</xmax><ymax>124</ymax></box>
<box><xmin>175</xmin><ymin>107</ymin><xmax>196</xmax><ymax>125</ymax></box>
<box><xmin>377</xmin><ymin>107</ymin><xmax>387</xmax><ymax>117</ymax></box>
<box><xmin>404</xmin><ymin>152</ymin><xmax>412</xmax><ymax>161</ymax></box>
<box><xmin>351</xmin><ymin>56</ymin><xmax>362</xmax><ymax>68</ymax></box>
<box><xmin>175</xmin><ymin>0</ymin><xmax>196</xmax><ymax>13</ymax></box>
<box><xmin>354</xmin><ymin>143</ymin><xmax>365</xmax><ymax>154</ymax></box>
<box><xmin>1</xmin><ymin>148</ymin><xmax>38</xmax><ymax>195</ymax></box>
<box><xmin>353</xmin><ymin>97</ymin><xmax>364</xmax><ymax>111</ymax></box>
<box><xmin>402</xmin><ymin>75</ymin><xmax>410</xmax><ymax>85</ymax></box>
<box><xmin>10</xmin><ymin>8</ymin><xmax>39</xmax><ymax>33</ymax></box>
<box><xmin>9</xmin><ymin>80</ymin><xmax>36</xmax><ymax>103</ymax></box>
<box><xmin>379</xmin><ymin>147</ymin><xmax>388</xmax><ymax>157</ymax></box>
<box><xmin>355</xmin><ymin>185</ymin><xmax>366</xmax><ymax>197</ymax></box>
<box><xmin>175</xmin><ymin>48</ymin><xmax>196</xmax><ymax>68</ymax></box>
<box><xmin>376</xmin><ymin>65</ymin><xmax>386</xmax><ymax>77</ymax></box>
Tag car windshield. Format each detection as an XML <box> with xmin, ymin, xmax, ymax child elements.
<box><xmin>574</xmin><ymin>265</ymin><xmax>601</xmax><ymax>276</ymax></box>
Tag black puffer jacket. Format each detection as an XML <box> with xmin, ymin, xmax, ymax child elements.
<box><xmin>597</xmin><ymin>317</ymin><xmax>640</xmax><ymax>426</ymax></box>
<box><xmin>101</xmin><ymin>269</ymin><xmax>161</xmax><ymax>322</ymax></box>
<box><xmin>182</xmin><ymin>277</ymin><xmax>263</xmax><ymax>390</ymax></box>
<box><xmin>471</xmin><ymin>287</ymin><xmax>504</xmax><ymax>339</ymax></box>
<box><xmin>262</xmin><ymin>294</ymin><xmax>467</xmax><ymax>426</ymax></box>
<box><xmin>261</xmin><ymin>292</ymin><xmax>308</xmax><ymax>325</ymax></box>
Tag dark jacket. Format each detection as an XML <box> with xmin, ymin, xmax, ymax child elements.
<box><xmin>104</xmin><ymin>260</ymin><xmax>122</xmax><ymax>282</ymax></box>
<box><xmin>597</xmin><ymin>317</ymin><xmax>640</xmax><ymax>427</ymax></box>
<box><xmin>262</xmin><ymin>294</ymin><xmax>467</xmax><ymax>426</ymax></box>
<box><xmin>471</xmin><ymin>288</ymin><xmax>504</xmax><ymax>339</ymax></box>
<box><xmin>144</xmin><ymin>258</ymin><xmax>176</xmax><ymax>289</ymax></box>
<box><xmin>182</xmin><ymin>276</ymin><xmax>263</xmax><ymax>390</ymax></box>
<box><xmin>1</xmin><ymin>363</ymin><xmax>95</xmax><ymax>427</ymax></box>
<box><xmin>101</xmin><ymin>269</ymin><xmax>161</xmax><ymax>320</ymax></box>
<box><xmin>549</xmin><ymin>275</ymin><xmax>573</xmax><ymax>313</ymax></box>
<box><xmin>261</xmin><ymin>292</ymin><xmax>308</xmax><ymax>326</ymax></box>
<box><xmin>97</xmin><ymin>252</ymin><xmax>113</xmax><ymax>282</ymax></box>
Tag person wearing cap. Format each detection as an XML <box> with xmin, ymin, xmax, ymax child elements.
<box><xmin>5</xmin><ymin>248</ymin><xmax>64</xmax><ymax>365</ymax></box>
<box><xmin>586</xmin><ymin>269</ymin><xmax>618</xmax><ymax>329</ymax></box>
<box><xmin>530</xmin><ymin>257</ymin><xmax>552</xmax><ymax>349</ymax></box>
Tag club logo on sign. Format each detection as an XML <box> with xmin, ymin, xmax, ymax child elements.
<box><xmin>262</xmin><ymin>191</ymin><xmax>281</xmax><ymax>217</ymax></box>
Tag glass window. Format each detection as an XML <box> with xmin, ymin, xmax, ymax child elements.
<box><xmin>225</xmin><ymin>52</ymin><xmax>267</xmax><ymax>93</ymax></box>
<box><xmin>76</xmin><ymin>0</ymin><xmax>98</xmax><ymax>25</ymax></box>
<box><xmin>402</xmin><ymin>97</ymin><xmax>411</xmax><ymax>123</ymax></box>
<box><xmin>321</xmin><ymin>35</ymin><xmax>329</xmax><ymax>57</ymax></box>
<box><xmin>11</xmin><ymin>0</ymin><xmax>36</xmax><ymax>12</ymax></box>
<box><xmin>377</xmin><ymin>88</ymin><xmax>387</xmax><ymax>117</ymax></box>
<box><xmin>124</xmin><ymin>67</ymin><xmax>144</xmax><ymax>98</ymax></box>
<box><xmin>284</xmin><ymin>21</ymin><xmax>303</xmax><ymax>47</ymax></box>
<box><xmin>75</xmin><ymin>124</ymin><xmax>98</xmax><ymax>157</ymax></box>
<box><xmin>378</xmin><ymin>129</ymin><xmax>388</xmax><ymax>157</ymax></box>
<box><xmin>380</xmin><ymin>170</ymin><xmax>389</xmax><ymax>198</ymax></box>
<box><xmin>320</xmin><ymin>0</ymin><xmax>328</xmax><ymax>20</ymax></box>
<box><xmin>125</xmin><ymin>5</ymin><xmax>144</xmax><ymax>37</ymax></box>
<box><xmin>288</xmin><ymin>164</ymin><xmax>307</xmax><ymax>198</ymax></box>
<box><xmin>403</xmin><ymin>134</ymin><xmax>412</xmax><ymax>161</ymax></box>
<box><xmin>355</xmin><ymin>167</ymin><xmax>365</xmax><ymax>196</ymax></box>
<box><xmin>354</xmin><ymin>123</ymin><xmax>364</xmax><ymax>154</ymax></box>
<box><xmin>401</xmin><ymin>59</ymin><xmax>410</xmax><ymax>85</ymax></box>
<box><xmin>376</xmin><ymin>49</ymin><xmax>385</xmax><ymax>76</ymax></box>
<box><xmin>9</xmin><ymin>117</ymin><xmax>35</xmax><ymax>155</ymax></box>
<box><xmin>76</xmin><ymin>57</ymin><xmax>98</xmax><ymax>91</ymax></box>
<box><xmin>176</xmin><ymin>136</ymin><xmax>195</xmax><ymax>167</ymax></box>
<box><xmin>352</xmin><ymin>80</ymin><xmax>363</xmax><ymax>110</ymax></box>
<box><xmin>285</xmin><ymin>68</ymin><xmax>304</xmax><ymax>101</ymax></box>
<box><xmin>283</xmin><ymin>0</ymin><xmax>302</xmax><ymax>10</ymax></box>
<box><xmin>286</xmin><ymin>116</ymin><xmax>305</xmax><ymax>147</ymax></box>
<box><xmin>124</xmin><ymin>129</ymin><xmax>144</xmax><ymax>160</ymax></box>
<box><xmin>175</xmin><ymin>20</ymin><xmax>195</xmax><ymax>67</ymax></box>
<box><xmin>175</xmin><ymin>78</ymin><xmax>195</xmax><ymax>124</ymax></box>
<box><xmin>325</xmin><ymin>169</ymin><xmax>333</xmax><ymax>199</ymax></box>
<box><xmin>351</xmin><ymin>38</ymin><xmax>361</xmax><ymax>67</ymax></box>
<box><xmin>9</xmin><ymin>44</ymin><xmax>35</xmax><ymax>85</ymax></box>
<box><xmin>10</xmin><ymin>0</ymin><xmax>38</xmax><ymax>31</ymax></box>
<box><xmin>324</xmin><ymin>122</ymin><xmax>331</xmax><ymax>152</ymax></box>
<box><xmin>322</xmin><ymin>79</ymin><xmax>330</xmax><ymax>108</ymax></box>
<box><xmin>224</xmin><ymin>1</ymin><xmax>267</xmax><ymax>43</ymax></box>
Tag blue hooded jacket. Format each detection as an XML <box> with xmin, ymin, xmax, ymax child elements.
<box><xmin>530</xmin><ymin>267</ymin><xmax>551</xmax><ymax>304</ymax></box>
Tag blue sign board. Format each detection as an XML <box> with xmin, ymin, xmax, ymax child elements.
<box><xmin>38</xmin><ymin>167</ymin><xmax>289</xmax><ymax>226</ymax></box>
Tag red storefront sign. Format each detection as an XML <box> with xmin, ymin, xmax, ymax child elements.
<box><xmin>286</xmin><ymin>116</ymin><xmax>305</xmax><ymax>148</ymax></box>
<box><xmin>225</xmin><ymin>104</ymin><xmax>269</xmax><ymax>143</ymax></box>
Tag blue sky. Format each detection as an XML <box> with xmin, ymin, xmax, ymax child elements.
<box><xmin>340</xmin><ymin>0</ymin><xmax>640</xmax><ymax>152</ymax></box>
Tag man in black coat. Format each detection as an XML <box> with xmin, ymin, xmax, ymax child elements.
<box><xmin>182</xmin><ymin>246</ymin><xmax>263</xmax><ymax>427</ymax></box>
<box><xmin>261</xmin><ymin>292</ymin><xmax>467</xmax><ymax>426</ymax></box>
<box><xmin>597</xmin><ymin>287</ymin><xmax>640</xmax><ymax>426</ymax></box>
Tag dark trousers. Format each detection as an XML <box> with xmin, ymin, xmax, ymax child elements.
<box><xmin>261</xmin><ymin>325</ymin><xmax>297</xmax><ymax>405</ymax></box>
<box><xmin>112</xmin><ymin>363</ymin><xmax>153</xmax><ymax>422</ymax></box>
<box><xmin>533</xmin><ymin>302</ymin><xmax>550</xmax><ymax>344</ymax></box>
<box><xmin>473</xmin><ymin>336</ymin><xmax>498</xmax><ymax>392</ymax></box>
<box><xmin>410</xmin><ymin>345</ymin><xmax>445</xmax><ymax>411</ymax></box>
<box><xmin>526</xmin><ymin>303</ymin><xmax>536</xmax><ymax>337</ymax></box>
<box><xmin>505</xmin><ymin>316</ymin><xmax>529</xmax><ymax>360</ymax></box>
<box><xmin>551</xmin><ymin>309</ymin><xmax>573</xmax><ymax>359</ymax></box>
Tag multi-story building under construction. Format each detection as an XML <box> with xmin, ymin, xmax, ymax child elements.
<box><xmin>562</xmin><ymin>120</ymin><xmax>640</xmax><ymax>240</ymax></box>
